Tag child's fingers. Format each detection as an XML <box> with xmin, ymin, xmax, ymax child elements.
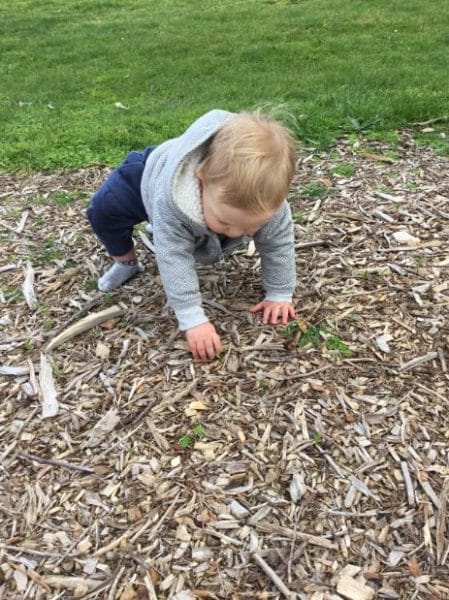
<box><xmin>249</xmin><ymin>302</ymin><xmax>264</xmax><ymax>313</ymax></box>
<box><xmin>281</xmin><ymin>305</ymin><xmax>291</xmax><ymax>324</ymax></box>
<box><xmin>213</xmin><ymin>334</ymin><xmax>223</xmax><ymax>355</ymax></box>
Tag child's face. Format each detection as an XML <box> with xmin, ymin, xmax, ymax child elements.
<box><xmin>200</xmin><ymin>179</ymin><xmax>273</xmax><ymax>238</ymax></box>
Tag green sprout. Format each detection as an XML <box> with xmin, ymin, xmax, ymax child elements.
<box><xmin>179</xmin><ymin>423</ymin><xmax>206</xmax><ymax>449</ymax></box>
<box><xmin>324</xmin><ymin>334</ymin><xmax>353</xmax><ymax>358</ymax></box>
<box><xmin>192</xmin><ymin>423</ymin><xmax>205</xmax><ymax>438</ymax></box>
<box><xmin>281</xmin><ymin>322</ymin><xmax>353</xmax><ymax>358</ymax></box>
<box><xmin>292</xmin><ymin>212</ymin><xmax>306</xmax><ymax>225</ymax></box>
<box><xmin>313</xmin><ymin>431</ymin><xmax>322</xmax><ymax>444</ymax></box>
<box><xmin>179</xmin><ymin>435</ymin><xmax>192</xmax><ymax>449</ymax></box>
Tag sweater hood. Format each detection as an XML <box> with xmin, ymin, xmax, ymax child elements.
<box><xmin>140</xmin><ymin>109</ymin><xmax>233</xmax><ymax>223</ymax></box>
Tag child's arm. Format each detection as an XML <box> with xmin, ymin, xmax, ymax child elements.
<box><xmin>152</xmin><ymin>204</ymin><xmax>222</xmax><ymax>359</ymax></box>
<box><xmin>251</xmin><ymin>201</ymin><xmax>296</xmax><ymax>323</ymax></box>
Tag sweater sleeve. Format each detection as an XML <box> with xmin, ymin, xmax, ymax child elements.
<box><xmin>152</xmin><ymin>201</ymin><xmax>208</xmax><ymax>331</ymax></box>
<box><xmin>252</xmin><ymin>201</ymin><xmax>296</xmax><ymax>302</ymax></box>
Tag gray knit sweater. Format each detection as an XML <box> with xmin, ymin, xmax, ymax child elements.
<box><xmin>140</xmin><ymin>109</ymin><xmax>296</xmax><ymax>330</ymax></box>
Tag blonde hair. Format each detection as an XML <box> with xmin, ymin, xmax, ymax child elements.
<box><xmin>197</xmin><ymin>111</ymin><xmax>297</xmax><ymax>213</ymax></box>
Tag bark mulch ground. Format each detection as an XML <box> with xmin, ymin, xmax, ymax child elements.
<box><xmin>0</xmin><ymin>130</ymin><xmax>448</xmax><ymax>599</ymax></box>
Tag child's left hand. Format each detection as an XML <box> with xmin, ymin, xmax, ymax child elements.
<box><xmin>249</xmin><ymin>300</ymin><xmax>296</xmax><ymax>325</ymax></box>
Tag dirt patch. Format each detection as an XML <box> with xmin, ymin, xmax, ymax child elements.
<box><xmin>1</xmin><ymin>132</ymin><xmax>448</xmax><ymax>599</ymax></box>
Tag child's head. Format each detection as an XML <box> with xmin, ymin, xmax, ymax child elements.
<box><xmin>197</xmin><ymin>111</ymin><xmax>297</xmax><ymax>237</ymax></box>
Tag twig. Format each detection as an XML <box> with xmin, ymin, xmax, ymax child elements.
<box><xmin>203</xmin><ymin>298</ymin><xmax>232</xmax><ymax>315</ymax></box>
<box><xmin>203</xmin><ymin>528</ymin><xmax>244</xmax><ymax>547</ymax></box>
<box><xmin>107</xmin><ymin>565</ymin><xmax>126</xmax><ymax>600</ymax></box>
<box><xmin>417</xmin><ymin>471</ymin><xmax>440</xmax><ymax>510</ymax></box>
<box><xmin>253</xmin><ymin>552</ymin><xmax>296</xmax><ymax>599</ymax></box>
<box><xmin>129</xmin><ymin>491</ymin><xmax>181</xmax><ymax>544</ymax></box>
<box><xmin>437</xmin><ymin>347</ymin><xmax>447</xmax><ymax>373</ymax></box>
<box><xmin>294</xmin><ymin>239</ymin><xmax>328</xmax><ymax>249</ymax></box>
<box><xmin>436</xmin><ymin>480</ymin><xmax>449</xmax><ymax>565</ymax></box>
<box><xmin>412</xmin><ymin>116</ymin><xmax>449</xmax><ymax>126</ymax></box>
<box><xmin>45</xmin><ymin>304</ymin><xmax>125</xmax><ymax>352</ymax></box>
<box><xmin>254</xmin><ymin>522</ymin><xmax>337</xmax><ymax>549</ymax></box>
<box><xmin>399</xmin><ymin>352</ymin><xmax>438</xmax><ymax>372</ymax></box>
<box><xmin>400</xmin><ymin>461</ymin><xmax>416</xmax><ymax>506</ymax></box>
<box><xmin>143</xmin><ymin>575</ymin><xmax>158</xmax><ymax>600</ymax></box>
<box><xmin>0</xmin><ymin>543</ymin><xmax>61</xmax><ymax>558</ymax></box>
<box><xmin>17</xmin><ymin>453</ymin><xmax>94</xmax><ymax>474</ymax></box>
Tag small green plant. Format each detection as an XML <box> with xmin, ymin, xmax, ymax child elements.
<box><xmin>300</xmin><ymin>181</ymin><xmax>330</xmax><ymax>199</ymax></box>
<box><xmin>331</xmin><ymin>164</ymin><xmax>356</xmax><ymax>177</ymax></box>
<box><xmin>324</xmin><ymin>334</ymin><xmax>353</xmax><ymax>358</ymax></box>
<box><xmin>281</xmin><ymin>322</ymin><xmax>353</xmax><ymax>358</ymax></box>
<box><xmin>341</xmin><ymin>114</ymin><xmax>381</xmax><ymax>134</ymax></box>
<box><xmin>179</xmin><ymin>423</ymin><xmax>206</xmax><ymax>449</ymax></box>
<box><xmin>313</xmin><ymin>431</ymin><xmax>322</xmax><ymax>444</ymax></box>
<box><xmin>4</xmin><ymin>286</ymin><xmax>22</xmax><ymax>303</ymax></box>
<box><xmin>280</xmin><ymin>320</ymin><xmax>300</xmax><ymax>341</ymax></box>
<box><xmin>365</xmin><ymin>130</ymin><xmax>401</xmax><ymax>145</ymax></box>
<box><xmin>37</xmin><ymin>301</ymin><xmax>55</xmax><ymax>331</ymax></box>
<box><xmin>192</xmin><ymin>423</ymin><xmax>205</xmax><ymax>438</ymax></box>
<box><xmin>179</xmin><ymin>435</ymin><xmax>192</xmax><ymax>449</ymax></box>
<box><xmin>258</xmin><ymin>378</ymin><xmax>269</xmax><ymax>391</ymax></box>
<box><xmin>298</xmin><ymin>325</ymin><xmax>323</xmax><ymax>348</ymax></box>
<box><xmin>29</xmin><ymin>234</ymin><xmax>61</xmax><ymax>265</ymax></box>
<box><xmin>292</xmin><ymin>212</ymin><xmax>306</xmax><ymax>225</ymax></box>
<box><xmin>84</xmin><ymin>278</ymin><xmax>98</xmax><ymax>292</ymax></box>
<box><xmin>415</xmin><ymin>256</ymin><xmax>428</xmax><ymax>268</ymax></box>
<box><xmin>415</xmin><ymin>127</ymin><xmax>449</xmax><ymax>156</ymax></box>
<box><xmin>34</xmin><ymin>215</ymin><xmax>45</xmax><ymax>226</ymax></box>
<box><xmin>49</xmin><ymin>358</ymin><xmax>65</xmax><ymax>380</ymax></box>
<box><xmin>49</xmin><ymin>191</ymin><xmax>77</xmax><ymax>207</ymax></box>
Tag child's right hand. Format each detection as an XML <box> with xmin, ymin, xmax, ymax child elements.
<box><xmin>186</xmin><ymin>322</ymin><xmax>222</xmax><ymax>361</ymax></box>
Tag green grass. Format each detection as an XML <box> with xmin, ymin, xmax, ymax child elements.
<box><xmin>300</xmin><ymin>181</ymin><xmax>331</xmax><ymax>199</ymax></box>
<box><xmin>331</xmin><ymin>164</ymin><xmax>356</xmax><ymax>177</ymax></box>
<box><xmin>1</xmin><ymin>0</ymin><xmax>449</xmax><ymax>171</ymax></box>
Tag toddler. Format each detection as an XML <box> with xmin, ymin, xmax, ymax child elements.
<box><xmin>87</xmin><ymin>109</ymin><xmax>297</xmax><ymax>360</ymax></box>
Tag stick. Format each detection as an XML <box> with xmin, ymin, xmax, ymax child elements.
<box><xmin>22</xmin><ymin>261</ymin><xmax>37</xmax><ymax>309</ymax></box>
<box><xmin>18</xmin><ymin>452</ymin><xmax>94</xmax><ymax>474</ymax></box>
<box><xmin>400</xmin><ymin>352</ymin><xmax>438</xmax><ymax>372</ymax></box>
<box><xmin>294</xmin><ymin>240</ymin><xmax>328</xmax><ymax>249</ymax></box>
<box><xmin>45</xmin><ymin>304</ymin><xmax>124</xmax><ymax>352</ymax></box>
<box><xmin>253</xmin><ymin>552</ymin><xmax>296</xmax><ymax>599</ymax></box>
<box><xmin>254</xmin><ymin>523</ymin><xmax>337</xmax><ymax>549</ymax></box>
<box><xmin>16</xmin><ymin>210</ymin><xmax>29</xmax><ymax>234</ymax></box>
<box><xmin>400</xmin><ymin>461</ymin><xmax>416</xmax><ymax>506</ymax></box>
<box><xmin>138</xmin><ymin>230</ymin><xmax>155</xmax><ymax>253</ymax></box>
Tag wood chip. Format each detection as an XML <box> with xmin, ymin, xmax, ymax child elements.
<box><xmin>39</xmin><ymin>353</ymin><xmax>58</xmax><ymax>418</ymax></box>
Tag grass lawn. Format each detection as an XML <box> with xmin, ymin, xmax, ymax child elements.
<box><xmin>1</xmin><ymin>0</ymin><xmax>448</xmax><ymax>171</ymax></box>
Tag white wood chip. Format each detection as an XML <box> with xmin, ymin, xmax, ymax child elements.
<box><xmin>392</xmin><ymin>230</ymin><xmax>420</xmax><ymax>245</ymax></box>
<box><xmin>22</xmin><ymin>261</ymin><xmax>37</xmax><ymax>310</ymax></box>
<box><xmin>336</xmin><ymin>575</ymin><xmax>374</xmax><ymax>600</ymax></box>
<box><xmin>375</xmin><ymin>335</ymin><xmax>391</xmax><ymax>353</ymax></box>
<box><xmin>290</xmin><ymin>473</ymin><xmax>306</xmax><ymax>503</ymax></box>
<box><xmin>85</xmin><ymin>408</ymin><xmax>120</xmax><ymax>447</ymax></box>
<box><xmin>39</xmin><ymin>353</ymin><xmax>58</xmax><ymax>418</ymax></box>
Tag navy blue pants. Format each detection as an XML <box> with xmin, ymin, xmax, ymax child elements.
<box><xmin>86</xmin><ymin>146</ymin><xmax>156</xmax><ymax>256</ymax></box>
